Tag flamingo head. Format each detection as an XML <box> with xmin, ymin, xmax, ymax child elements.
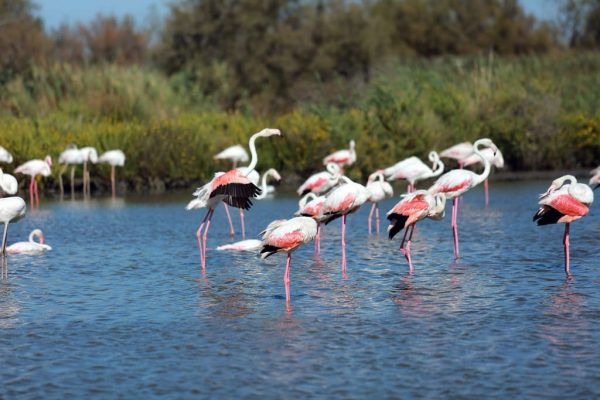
<box><xmin>429</xmin><ymin>193</ymin><xmax>447</xmax><ymax>220</ymax></box>
<box><xmin>258</xmin><ymin>128</ymin><xmax>281</xmax><ymax>138</ymax></box>
<box><xmin>428</xmin><ymin>151</ymin><xmax>439</xmax><ymax>163</ymax></box>
<box><xmin>45</xmin><ymin>155</ymin><xmax>53</xmax><ymax>167</ymax></box>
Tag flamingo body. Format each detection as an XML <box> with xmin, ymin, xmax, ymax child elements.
<box><xmin>7</xmin><ymin>229</ymin><xmax>51</xmax><ymax>254</ymax></box>
<box><xmin>216</xmin><ymin>239</ymin><xmax>262</xmax><ymax>251</ymax></box>
<box><xmin>440</xmin><ymin>142</ymin><xmax>473</xmax><ymax>162</ymax></box>
<box><xmin>0</xmin><ymin>196</ymin><xmax>26</xmax><ymax>255</ymax></box>
<box><xmin>323</xmin><ymin>140</ymin><xmax>356</xmax><ymax>168</ymax></box>
<box><xmin>297</xmin><ymin>163</ymin><xmax>341</xmax><ymax>195</ymax></box>
<box><xmin>214</xmin><ymin>145</ymin><xmax>249</xmax><ymax>165</ymax></box>
<box><xmin>0</xmin><ymin>170</ymin><xmax>18</xmax><ymax>196</ymax></box>
<box><xmin>98</xmin><ymin>150</ymin><xmax>126</xmax><ymax>166</ymax></box>
<box><xmin>0</xmin><ymin>146</ymin><xmax>12</xmax><ymax>163</ymax></box>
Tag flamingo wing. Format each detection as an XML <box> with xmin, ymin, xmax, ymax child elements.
<box><xmin>386</xmin><ymin>193</ymin><xmax>430</xmax><ymax>239</ymax></box>
<box><xmin>210</xmin><ymin>169</ymin><xmax>261</xmax><ymax>210</ymax></box>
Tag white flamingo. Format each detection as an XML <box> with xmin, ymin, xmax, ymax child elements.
<box><xmin>0</xmin><ymin>169</ymin><xmax>18</xmax><ymax>197</ymax></box>
<box><xmin>461</xmin><ymin>147</ymin><xmax>504</xmax><ymax>206</ymax></box>
<box><xmin>15</xmin><ymin>156</ymin><xmax>52</xmax><ymax>207</ymax></box>
<box><xmin>58</xmin><ymin>145</ymin><xmax>84</xmax><ymax>198</ymax></box>
<box><xmin>98</xmin><ymin>150</ymin><xmax>126</xmax><ymax>197</ymax></box>
<box><xmin>255</xmin><ymin>169</ymin><xmax>281</xmax><ymax>200</ymax></box>
<box><xmin>0</xmin><ymin>197</ymin><xmax>26</xmax><ymax>256</ymax></box>
<box><xmin>214</xmin><ymin>144</ymin><xmax>249</xmax><ymax>168</ymax></box>
<box><xmin>7</xmin><ymin>229</ymin><xmax>52</xmax><ymax>254</ymax></box>
<box><xmin>366</xmin><ymin>171</ymin><xmax>393</xmax><ymax>235</ymax></box>
<box><xmin>0</xmin><ymin>146</ymin><xmax>13</xmax><ymax>163</ymax></box>
<box><xmin>79</xmin><ymin>147</ymin><xmax>98</xmax><ymax>197</ymax></box>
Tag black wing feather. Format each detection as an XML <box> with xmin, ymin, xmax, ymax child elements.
<box><xmin>533</xmin><ymin>206</ymin><xmax>564</xmax><ymax>226</ymax></box>
<box><xmin>387</xmin><ymin>213</ymin><xmax>408</xmax><ymax>239</ymax></box>
<box><xmin>210</xmin><ymin>183</ymin><xmax>261</xmax><ymax>210</ymax></box>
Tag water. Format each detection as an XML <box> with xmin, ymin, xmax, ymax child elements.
<box><xmin>1</xmin><ymin>180</ymin><xmax>599</xmax><ymax>399</ymax></box>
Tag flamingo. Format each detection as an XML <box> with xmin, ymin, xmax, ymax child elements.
<box><xmin>216</xmin><ymin>239</ymin><xmax>262</xmax><ymax>251</ymax></box>
<box><xmin>429</xmin><ymin>138</ymin><xmax>497</xmax><ymax>259</ymax></box>
<box><xmin>79</xmin><ymin>147</ymin><xmax>98</xmax><ymax>197</ymax></box>
<box><xmin>295</xmin><ymin>193</ymin><xmax>326</xmax><ymax>255</ymax></box>
<box><xmin>0</xmin><ymin>146</ymin><xmax>13</xmax><ymax>163</ymax></box>
<box><xmin>589</xmin><ymin>168</ymin><xmax>600</xmax><ymax>189</ymax></box>
<box><xmin>98</xmin><ymin>150</ymin><xmax>126</xmax><ymax>197</ymax></box>
<box><xmin>297</xmin><ymin>163</ymin><xmax>341</xmax><ymax>196</ymax></box>
<box><xmin>323</xmin><ymin>140</ymin><xmax>356</xmax><ymax>170</ymax></box>
<box><xmin>321</xmin><ymin>176</ymin><xmax>371</xmax><ymax>274</ymax></box>
<box><xmin>15</xmin><ymin>156</ymin><xmax>52</xmax><ymax>207</ymax></box>
<box><xmin>6</xmin><ymin>229</ymin><xmax>52</xmax><ymax>254</ymax></box>
<box><xmin>0</xmin><ymin>169</ymin><xmax>18</xmax><ymax>197</ymax></box>
<box><xmin>58</xmin><ymin>145</ymin><xmax>84</xmax><ymax>198</ymax></box>
<box><xmin>386</xmin><ymin>191</ymin><xmax>446</xmax><ymax>272</ymax></box>
<box><xmin>0</xmin><ymin>197</ymin><xmax>26</xmax><ymax>256</ymax></box>
<box><xmin>255</xmin><ymin>169</ymin><xmax>281</xmax><ymax>200</ymax></box>
<box><xmin>260</xmin><ymin>216</ymin><xmax>317</xmax><ymax>303</ymax></box>
<box><xmin>384</xmin><ymin>151</ymin><xmax>444</xmax><ymax>192</ymax></box>
<box><xmin>366</xmin><ymin>171</ymin><xmax>393</xmax><ymax>235</ymax></box>
<box><xmin>440</xmin><ymin>142</ymin><xmax>473</xmax><ymax>168</ymax></box>
<box><xmin>533</xmin><ymin>175</ymin><xmax>594</xmax><ymax>275</ymax></box>
<box><xmin>461</xmin><ymin>147</ymin><xmax>504</xmax><ymax>206</ymax></box>
<box><xmin>214</xmin><ymin>144</ymin><xmax>249</xmax><ymax>169</ymax></box>
<box><xmin>188</xmin><ymin>128</ymin><xmax>280</xmax><ymax>270</ymax></box>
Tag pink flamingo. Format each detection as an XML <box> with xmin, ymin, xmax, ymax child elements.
<box><xmin>533</xmin><ymin>175</ymin><xmax>594</xmax><ymax>276</ymax></box>
<box><xmin>429</xmin><ymin>138</ymin><xmax>497</xmax><ymax>259</ymax></box>
<box><xmin>7</xmin><ymin>229</ymin><xmax>52</xmax><ymax>254</ymax></box>
<box><xmin>295</xmin><ymin>193</ymin><xmax>326</xmax><ymax>255</ymax></box>
<box><xmin>440</xmin><ymin>142</ymin><xmax>473</xmax><ymax>168</ymax></box>
<box><xmin>188</xmin><ymin>128</ymin><xmax>280</xmax><ymax>270</ymax></box>
<box><xmin>260</xmin><ymin>216</ymin><xmax>318</xmax><ymax>303</ymax></box>
<box><xmin>461</xmin><ymin>147</ymin><xmax>504</xmax><ymax>206</ymax></box>
<box><xmin>216</xmin><ymin>239</ymin><xmax>262</xmax><ymax>251</ymax></box>
<box><xmin>323</xmin><ymin>140</ymin><xmax>356</xmax><ymax>170</ymax></box>
<box><xmin>383</xmin><ymin>151</ymin><xmax>444</xmax><ymax>192</ymax></box>
<box><xmin>365</xmin><ymin>171</ymin><xmax>393</xmax><ymax>235</ymax></box>
<box><xmin>297</xmin><ymin>163</ymin><xmax>342</xmax><ymax>196</ymax></box>
<box><xmin>15</xmin><ymin>156</ymin><xmax>52</xmax><ymax>207</ymax></box>
<box><xmin>321</xmin><ymin>176</ymin><xmax>371</xmax><ymax>274</ymax></box>
<box><xmin>386</xmin><ymin>191</ymin><xmax>446</xmax><ymax>272</ymax></box>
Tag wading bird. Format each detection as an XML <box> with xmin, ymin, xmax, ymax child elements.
<box><xmin>321</xmin><ymin>176</ymin><xmax>371</xmax><ymax>274</ymax></box>
<box><xmin>0</xmin><ymin>146</ymin><xmax>13</xmax><ymax>164</ymax></box>
<box><xmin>323</xmin><ymin>140</ymin><xmax>356</xmax><ymax>170</ymax></box>
<box><xmin>384</xmin><ymin>151</ymin><xmax>444</xmax><ymax>192</ymax></box>
<box><xmin>58</xmin><ymin>145</ymin><xmax>84</xmax><ymax>198</ymax></box>
<box><xmin>79</xmin><ymin>147</ymin><xmax>98</xmax><ymax>197</ymax></box>
<box><xmin>98</xmin><ymin>150</ymin><xmax>126</xmax><ymax>197</ymax></box>
<box><xmin>297</xmin><ymin>163</ymin><xmax>342</xmax><ymax>196</ymax></box>
<box><xmin>7</xmin><ymin>229</ymin><xmax>52</xmax><ymax>254</ymax></box>
<box><xmin>216</xmin><ymin>239</ymin><xmax>263</xmax><ymax>251</ymax></box>
<box><xmin>533</xmin><ymin>175</ymin><xmax>594</xmax><ymax>276</ymax></box>
<box><xmin>440</xmin><ymin>142</ymin><xmax>473</xmax><ymax>168</ymax></box>
<box><xmin>429</xmin><ymin>138</ymin><xmax>497</xmax><ymax>259</ymax></box>
<box><xmin>461</xmin><ymin>147</ymin><xmax>504</xmax><ymax>206</ymax></box>
<box><xmin>260</xmin><ymin>216</ymin><xmax>317</xmax><ymax>303</ymax></box>
<box><xmin>0</xmin><ymin>197</ymin><xmax>26</xmax><ymax>256</ymax></box>
<box><xmin>214</xmin><ymin>144</ymin><xmax>249</xmax><ymax>169</ymax></box>
<box><xmin>255</xmin><ymin>169</ymin><xmax>281</xmax><ymax>200</ymax></box>
<box><xmin>295</xmin><ymin>193</ymin><xmax>326</xmax><ymax>255</ymax></box>
<box><xmin>366</xmin><ymin>171</ymin><xmax>393</xmax><ymax>234</ymax></box>
<box><xmin>15</xmin><ymin>156</ymin><xmax>52</xmax><ymax>207</ymax></box>
<box><xmin>0</xmin><ymin>169</ymin><xmax>18</xmax><ymax>197</ymax></box>
<box><xmin>386</xmin><ymin>191</ymin><xmax>446</xmax><ymax>272</ymax></box>
<box><xmin>188</xmin><ymin>128</ymin><xmax>280</xmax><ymax>270</ymax></box>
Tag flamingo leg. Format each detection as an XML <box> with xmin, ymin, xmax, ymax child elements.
<box><xmin>34</xmin><ymin>179</ymin><xmax>40</xmax><ymax>207</ymax></box>
<box><xmin>563</xmin><ymin>223</ymin><xmax>570</xmax><ymax>276</ymax></box>
<box><xmin>314</xmin><ymin>222</ymin><xmax>321</xmax><ymax>255</ymax></box>
<box><xmin>223</xmin><ymin>204</ymin><xmax>235</xmax><ymax>237</ymax></box>
<box><xmin>239</xmin><ymin>209</ymin><xmax>246</xmax><ymax>239</ymax></box>
<box><xmin>375</xmin><ymin>204</ymin><xmax>380</xmax><ymax>235</ymax></box>
<box><xmin>58</xmin><ymin>165</ymin><xmax>67</xmax><ymax>198</ymax></box>
<box><xmin>83</xmin><ymin>161</ymin><xmax>88</xmax><ymax>197</ymax></box>
<box><xmin>1</xmin><ymin>222</ymin><xmax>8</xmax><ymax>256</ymax></box>
<box><xmin>284</xmin><ymin>252</ymin><xmax>291</xmax><ymax>303</ymax></box>
<box><xmin>452</xmin><ymin>198</ymin><xmax>460</xmax><ymax>259</ymax></box>
<box><xmin>202</xmin><ymin>209</ymin><xmax>214</xmax><ymax>270</ymax></box>
<box><xmin>70</xmin><ymin>166</ymin><xmax>75</xmax><ymax>198</ymax></box>
<box><xmin>196</xmin><ymin>209</ymin><xmax>212</xmax><ymax>267</ymax></box>
<box><xmin>28</xmin><ymin>177</ymin><xmax>34</xmax><ymax>206</ymax></box>
<box><xmin>111</xmin><ymin>165</ymin><xmax>116</xmax><ymax>198</ymax></box>
<box><xmin>405</xmin><ymin>224</ymin><xmax>415</xmax><ymax>273</ymax></box>
<box><xmin>484</xmin><ymin>178</ymin><xmax>489</xmax><ymax>207</ymax></box>
<box><xmin>341</xmin><ymin>214</ymin><xmax>347</xmax><ymax>276</ymax></box>
<box><xmin>368</xmin><ymin>202</ymin><xmax>375</xmax><ymax>235</ymax></box>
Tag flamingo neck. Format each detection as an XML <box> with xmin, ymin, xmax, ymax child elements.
<box><xmin>244</xmin><ymin>133</ymin><xmax>261</xmax><ymax>174</ymax></box>
<box><xmin>472</xmin><ymin>142</ymin><xmax>492</xmax><ymax>186</ymax></box>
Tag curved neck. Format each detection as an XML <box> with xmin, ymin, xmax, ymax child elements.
<box><xmin>299</xmin><ymin>193</ymin><xmax>316</xmax><ymax>208</ymax></box>
<box><xmin>245</xmin><ymin>133</ymin><xmax>261</xmax><ymax>174</ymax></box>
<box><xmin>558</xmin><ymin>175</ymin><xmax>577</xmax><ymax>188</ymax></box>
<box><xmin>29</xmin><ymin>231</ymin><xmax>42</xmax><ymax>244</ymax></box>
<box><xmin>431</xmin><ymin>159</ymin><xmax>444</xmax><ymax>178</ymax></box>
<box><xmin>472</xmin><ymin>142</ymin><xmax>492</xmax><ymax>186</ymax></box>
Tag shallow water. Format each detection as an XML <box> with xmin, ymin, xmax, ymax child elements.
<box><xmin>1</xmin><ymin>180</ymin><xmax>599</xmax><ymax>399</ymax></box>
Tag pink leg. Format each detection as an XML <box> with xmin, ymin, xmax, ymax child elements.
<box><xmin>239</xmin><ymin>209</ymin><xmax>246</xmax><ymax>239</ymax></box>
<box><xmin>29</xmin><ymin>178</ymin><xmax>34</xmax><ymax>207</ymax></box>
<box><xmin>202</xmin><ymin>209</ymin><xmax>214</xmax><ymax>270</ymax></box>
<box><xmin>563</xmin><ymin>223</ymin><xmax>570</xmax><ymax>276</ymax></box>
<box><xmin>399</xmin><ymin>223</ymin><xmax>410</xmax><ymax>253</ymax></box>
<box><xmin>196</xmin><ymin>210</ymin><xmax>211</xmax><ymax>267</ymax></box>
<box><xmin>375</xmin><ymin>204</ymin><xmax>380</xmax><ymax>234</ymax></box>
<box><xmin>484</xmin><ymin>179</ymin><xmax>489</xmax><ymax>207</ymax></box>
<box><xmin>284</xmin><ymin>252</ymin><xmax>291</xmax><ymax>303</ymax></box>
<box><xmin>35</xmin><ymin>179</ymin><xmax>40</xmax><ymax>207</ymax></box>
<box><xmin>223</xmin><ymin>204</ymin><xmax>235</xmax><ymax>237</ymax></box>
<box><xmin>405</xmin><ymin>224</ymin><xmax>415</xmax><ymax>273</ymax></box>
<box><xmin>368</xmin><ymin>203</ymin><xmax>375</xmax><ymax>235</ymax></box>
<box><xmin>341</xmin><ymin>214</ymin><xmax>347</xmax><ymax>276</ymax></box>
<box><xmin>314</xmin><ymin>223</ymin><xmax>321</xmax><ymax>255</ymax></box>
<box><xmin>452</xmin><ymin>198</ymin><xmax>460</xmax><ymax>259</ymax></box>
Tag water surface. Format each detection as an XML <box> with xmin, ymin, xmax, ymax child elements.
<box><xmin>1</xmin><ymin>180</ymin><xmax>599</xmax><ymax>398</ymax></box>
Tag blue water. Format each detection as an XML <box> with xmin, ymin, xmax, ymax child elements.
<box><xmin>1</xmin><ymin>180</ymin><xmax>599</xmax><ymax>399</ymax></box>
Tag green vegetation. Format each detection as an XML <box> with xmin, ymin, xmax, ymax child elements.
<box><xmin>1</xmin><ymin>1</ymin><xmax>600</xmax><ymax>191</ymax></box>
